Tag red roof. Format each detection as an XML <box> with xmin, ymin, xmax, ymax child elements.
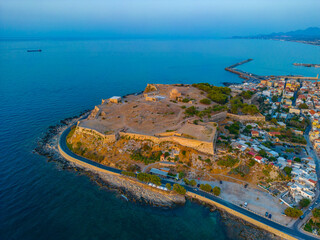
<box><xmin>255</xmin><ymin>156</ymin><xmax>263</xmax><ymax>160</ymax></box>
<box><xmin>309</xmin><ymin>110</ymin><xmax>316</xmax><ymax>115</ymax></box>
<box><xmin>269</xmin><ymin>132</ymin><xmax>281</xmax><ymax>136</ymax></box>
<box><xmin>248</xmin><ymin>151</ymin><xmax>256</xmax><ymax>156</ymax></box>
<box><xmin>309</xmin><ymin>179</ymin><xmax>317</xmax><ymax>184</ymax></box>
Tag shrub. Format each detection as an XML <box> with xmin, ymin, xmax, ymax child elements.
<box><xmin>200</xmin><ymin>98</ymin><xmax>211</xmax><ymax>105</ymax></box>
<box><xmin>121</xmin><ymin>171</ymin><xmax>136</xmax><ymax>178</ymax></box>
<box><xmin>165</xmin><ymin>183</ymin><xmax>172</xmax><ymax>190</ymax></box>
<box><xmin>284</xmin><ymin>207</ymin><xmax>303</xmax><ymax>218</ymax></box>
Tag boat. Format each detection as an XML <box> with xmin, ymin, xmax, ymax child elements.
<box><xmin>121</xmin><ymin>194</ymin><xmax>128</xmax><ymax>201</ymax></box>
<box><xmin>27</xmin><ymin>49</ymin><xmax>42</xmax><ymax>52</ymax></box>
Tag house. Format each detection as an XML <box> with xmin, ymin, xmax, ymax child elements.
<box><xmin>269</xmin><ymin>132</ymin><xmax>281</xmax><ymax>137</ymax></box>
<box><xmin>108</xmin><ymin>96</ymin><xmax>122</xmax><ymax>103</ymax></box>
<box><xmin>251</xmin><ymin>130</ymin><xmax>259</xmax><ymax>137</ymax></box>
<box><xmin>254</xmin><ymin>156</ymin><xmax>264</xmax><ymax>163</ymax></box>
<box><xmin>289</xmin><ymin>108</ymin><xmax>301</xmax><ymax>114</ymax></box>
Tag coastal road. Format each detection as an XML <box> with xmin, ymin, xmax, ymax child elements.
<box><xmin>59</xmin><ymin>126</ymin><xmax>317</xmax><ymax>240</ymax></box>
<box><xmin>291</xmin><ymin>124</ymin><xmax>320</xmax><ymax>233</ymax></box>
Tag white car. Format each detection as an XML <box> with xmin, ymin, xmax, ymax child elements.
<box><xmin>244</xmin><ymin>202</ymin><xmax>248</xmax><ymax>207</ymax></box>
<box><xmin>309</xmin><ymin>206</ymin><xmax>313</xmax><ymax>211</ymax></box>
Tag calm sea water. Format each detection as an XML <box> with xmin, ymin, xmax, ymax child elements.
<box><xmin>0</xmin><ymin>39</ymin><xmax>319</xmax><ymax>240</ymax></box>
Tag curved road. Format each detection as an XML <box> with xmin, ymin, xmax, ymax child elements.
<box><xmin>59</xmin><ymin>126</ymin><xmax>317</xmax><ymax>240</ymax></box>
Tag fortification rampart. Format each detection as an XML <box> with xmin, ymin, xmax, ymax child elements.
<box><xmin>119</xmin><ymin>132</ymin><xmax>214</xmax><ymax>155</ymax></box>
<box><xmin>226</xmin><ymin>113</ymin><xmax>265</xmax><ymax>122</ymax></box>
<box><xmin>76</xmin><ymin>126</ymin><xmax>116</xmax><ymax>143</ymax></box>
<box><xmin>210</xmin><ymin>111</ymin><xmax>227</xmax><ymax>122</ymax></box>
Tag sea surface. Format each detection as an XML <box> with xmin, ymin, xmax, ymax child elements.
<box><xmin>0</xmin><ymin>39</ymin><xmax>319</xmax><ymax>240</ymax></box>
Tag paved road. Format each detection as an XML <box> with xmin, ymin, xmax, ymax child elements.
<box><xmin>292</xmin><ymin>124</ymin><xmax>320</xmax><ymax>233</ymax></box>
<box><xmin>59</xmin><ymin>126</ymin><xmax>318</xmax><ymax>240</ymax></box>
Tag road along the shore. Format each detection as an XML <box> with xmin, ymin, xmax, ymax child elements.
<box><xmin>58</xmin><ymin>126</ymin><xmax>318</xmax><ymax>240</ymax></box>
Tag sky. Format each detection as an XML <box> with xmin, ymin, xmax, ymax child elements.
<box><xmin>0</xmin><ymin>0</ymin><xmax>320</xmax><ymax>39</ymax></box>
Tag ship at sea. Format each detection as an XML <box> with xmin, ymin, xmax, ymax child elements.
<box><xmin>27</xmin><ymin>49</ymin><xmax>42</xmax><ymax>52</ymax></box>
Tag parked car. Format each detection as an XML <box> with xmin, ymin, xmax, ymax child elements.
<box><xmin>268</xmin><ymin>214</ymin><xmax>272</xmax><ymax>219</ymax></box>
<box><xmin>265</xmin><ymin>212</ymin><xmax>268</xmax><ymax>217</ymax></box>
<box><xmin>244</xmin><ymin>184</ymin><xmax>248</xmax><ymax>188</ymax></box>
<box><xmin>309</xmin><ymin>206</ymin><xmax>313</xmax><ymax>211</ymax></box>
<box><xmin>244</xmin><ymin>202</ymin><xmax>248</xmax><ymax>207</ymax></box>
<box><xmin>300</xmin><ymin>214</ymin><xmax>305</xmax><ymax>219</ymax></box>
<box><xmin>197</xmin><ymin>184</ymin><xmax>200</xmax><ymax>188</ymax></box>
<box><xmin>220</xmin><ymin>180</ymin><xmax>222</xmax><ymax>184</ymax></box>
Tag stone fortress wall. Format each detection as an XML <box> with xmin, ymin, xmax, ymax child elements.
<box><xmin>226</xmin><ymin>113</ymin><xmax>265</xmax><ymax>122</ymax></box>
<box><xmin>76</xmin><ymin>126</ymin><xmax>116</xmax><ymax>143</ymax></box>
<box><xmin>119</xmin><ymin>132</ymin><xmax>214</xmax><ymax>155</ymax></box>
<box><xmin>74</xmin><ymin>125</ymin><xmax>215</xmax><ymax>155</ymax></box>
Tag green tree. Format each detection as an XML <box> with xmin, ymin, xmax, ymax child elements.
<box><xmin>212</xmin><ymin>186</ymin><xmax>221</xmax><ymax>196</ymax></box>
<box><xmin>284</xmin><ymin>207</ymin><xmax>303</xmax><ymax>218</ymax></box>
<box><xmin>173</xmin><ymin>184</ymin><xmax>186</xmax><ymax>195</ymax></box>
<box><xmin>165</xmin><ymin>183</ymin><xmax>172</xmax><ymax>191</ymax></box>
<box><xmin>189</xmin><ymin>179</ymin><xmax>197</xmax><ymax>187</ymax></box>
<box><xmin>283</xmin><ymin>166</ymin><xmax>292</xmax><ymax>176</ymax></box>
<box><xmin>178</xmin><ymin>172</ymin><xmax>185</xmax><ymax>179</ymax></box>
<box><xmin>271</xmin><ymin>95</ymin><xmax>278</xmax><ymax>102</ymax></box>
<box><xmin>200</xmin><ymin>184</ymin><xmax>212</xmax><ymax>192</ymax></box>
<box><xmin>312</xmin><ymin>208</ymin><xmax>320</xmax><ymax>218</ymax></box>
<box><xmin>299</xmin><ymin>198</ymin><xmax>311</xmax><ymax>208</ymax></box>
<box><xmin>298</xmin><ymin>103</ymin><xmax>308</xmax><ymax>109</ymax></box>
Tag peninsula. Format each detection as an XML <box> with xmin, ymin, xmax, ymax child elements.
<box><xmin>55</xmin><ymin>64</ymin><xmax>320</xmax><ymax>239</ymax></box>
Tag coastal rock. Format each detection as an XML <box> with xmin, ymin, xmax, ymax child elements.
<box><xmin>219</xmin><ymin>210</ymin><xmax>284</xmax><ymax>240</ymax></box>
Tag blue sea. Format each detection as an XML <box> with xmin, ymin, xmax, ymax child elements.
<box><xmin>0</xmin><ymin>39</ymin><xmax>319</xmax><ymax>240</ymax></box>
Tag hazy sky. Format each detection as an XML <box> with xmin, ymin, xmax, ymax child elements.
<box><xmin>0</xmin><ymin>0</ymin><xmax>319</xmax><ymax>38</ymax></box>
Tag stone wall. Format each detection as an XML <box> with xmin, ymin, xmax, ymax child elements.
<box><xmin>119</xmin><ymin>132</ymin><xmax>214</xmax><ymax>155</ymax></box>
<box><xmin>227</xmin><ymin>113</ymin><xmax>265</xmax><ymax>122</ymax></box>
<box><xmin>210</xmin><ymin>111</ymin><xmax>227</xmax><ymax>122</ymax></box>
<box><xmin>76</xmin><ymin>126</ymin><xmax>116</xmax><ymax>143</ymax></box>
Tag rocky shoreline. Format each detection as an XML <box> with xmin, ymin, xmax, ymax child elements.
<box><xmin>34</xmin><ymin>111</ymin><xmax>185</xmax><ymax>208</ymax></box>
<box><xmin>35</xmin><ymin>111</ymin><xmax>284</xmax><ymax>239</ymax></box>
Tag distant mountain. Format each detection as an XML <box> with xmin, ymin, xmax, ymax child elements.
<box><xmin>233</xmin><ymin>27</ymin><xmax>320</xmax><ymax>46</ymax></box>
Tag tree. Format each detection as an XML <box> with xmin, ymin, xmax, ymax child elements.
<box><xmin>242</xmin><ymin>104</ymin><xmax>259</xmax><ymax>115</ymax></box>
<box><xmin>284</xmin><ymin>207</ymin><xmax>303</xmax><ymax>218</ymax></box>
<box><xmin>312</xmin><ymin>208</ymin><xmax>320</xmax><ymax>218</ymax></box>
<box><xmin>173</xmin><ymin>184</ymin><xmax>186</xmax><ymax>195</ymax></box>
<box><xmin>294</xmin><ymin>157</ymin><xmax>301</xmax><ymax>162</ymax></box>
<box><xmin>270</xmin><ymin>118</ymin><xmax>278</xmax><ymax>125</ymax></box>
<box><xmin>178</xmin><ymin>172</ymin><xmax>185</xmax><ymax>179</ymax></box>
<box><xmin>200</xmin><ymin>98</ymin><xmax>211</xmax><ymax>105</ymax></box>
<box><xmin>165</xmin><ymin>183</ymin><xmax>172</xmax><ymax>191</ymax></box>
<box><xmin>283</xmin><ymin>166</ymin><xmax>292</xmax><ymax>176</ymax></box>
<box><xmin>299</xmin><ymin>198</ymin><xmax>311</xmax><ymax>208</ymax></box>
<box><xmin>200</xmin><ymin>184</ymin><xmax>212</xmax><ymax>192</ymax></box>
<box><xmin>298</xmin><ymin>103</ymin><xmax>308</xmax><ymax>109</ymax></box>
<box><xmin>212</xmin><ymin>186</ymin><xmax>221</xmax><ymax>196</ymax></box>
<box><xmin>190</xmin><ymin>179</ymin><xmax>197</xmax><ymax>187</ymax></box>
<box><xmin>272</xmin><ymin>95</ymin><xmax>278</xmax><ymax>102</ymax></box>
<box><xmin>258</xmin><ymin>149</ymin><xmax>267</xmax><ymax>158</ymax></box>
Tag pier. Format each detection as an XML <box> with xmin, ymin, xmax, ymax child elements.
<box><xmin>225</xmin><ymin>59</ymin><xmax>319</xmax><ymax>83</ymax></box>
<box><xmin>293</xmin><ymin>63</ymin><xmax>320</xmax><ymax>68</ymax></box>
